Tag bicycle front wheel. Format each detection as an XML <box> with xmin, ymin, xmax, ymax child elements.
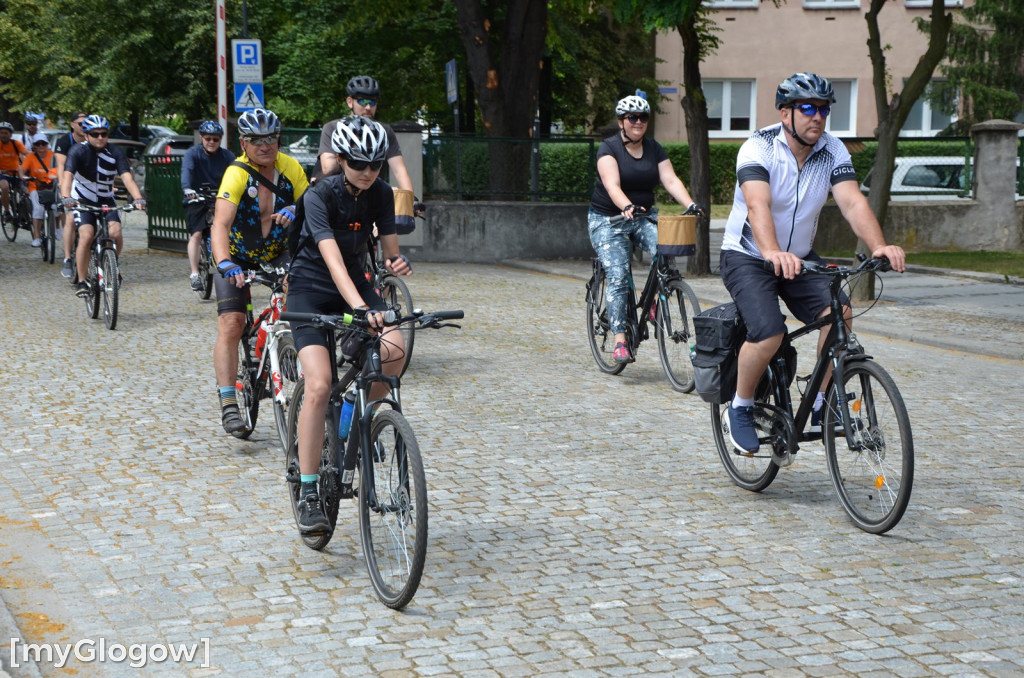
<box><xmin>85</xmin><ymin>255</ymin><xmax>100</xmax><ymax>319</ymax></box>
<box><xmin>378</xmin><ymin>274</ymin><xmax>414</xmax><ymax>376</ymax></box>
<box><xmin>586</xmin><ymin>265</ymin><xmax>626</xmax><ymax>375</ymax></box>
<box><xmin>44</xmin><ymin>211</ymin><xmax>55</xmax><ymax>263</ymax></box>
<box><xmin>272</xmin><ymin>332</ymin><xmax>301</xmax><ymax>453</ymax></box>
<box><xmin>656</xmin><ymin>279</ymin><xmax>700</xmax><ymax>393</ymax></box>
<box><xmin>359</xmin><ymin>409</ymin><xmax>427</xmax><ymax>610</ymax></box>
<box><xmin>232</xmin><ymin>338</ymin><xmax>260</xmax><ymax>439</ymax></box>
<box><xmin>823</xmin><ymin>360</ymin><xmax>913</xmax><ymax>534</ymax></box>
<box><xmin>284</xmin><ymin>380</ymin><xmax>340</xmax><ymax>551</ymax></box>
<box><xmin>2</xmin><ymin>207</ymin><xmax>16</xmax><ymax>242</ymax></box>
<box><xmin>100</xmin><ymin>248</ymin><xmax>119</xmax><ymax>330</ymax></box>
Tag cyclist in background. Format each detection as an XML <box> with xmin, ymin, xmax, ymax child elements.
<box><xmin>719</xmin><ymin>73</ymin><xmax>906</xmax><ymax>455</ymax></box>
<box><xmin>0</xmin><ymin>122</ymin><xmax>28</xmax><ymax>221</ymax></box>
<box><xmin>588</xmin><ymin>94</ymin><xmax>702</xmax><ymax>364</ymax></box>
<box><xmin>60</xmin><ymin>115</ymin><xmax>146</xmax><ymax>297</ymax></box>
<box><xmin>18</xmin><ymin>115</ymin><xmax>40</xmax><ymax>148</ymax></box>
<box><xmin>55</xmin><ymin>112</ymin><xmax>88</xmax><ymax>278</ymax></box>
<box><xmin>181</xmin><ymin>120</ymin><xmax>235</xmax><ymax>292</ymax></box>
<box><xmin>210</xmin><ymin>108</ymin><xmax>309</xmax><ymax>435</ymax></box>
<box><xmin>287</xmin><ymin>115</ymin><xmax>411</xmax><ymax>535</ymax></box>
<box><xmin>18</xmin><ymin>134</ymin><xmax>58</xmax><ymax>247</ymax></box>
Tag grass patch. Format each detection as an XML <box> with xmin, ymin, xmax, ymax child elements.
<box><xmin>820</xmin><ymin>249</ymin><xmax>1024</xmax><ymax>279</ymax></box>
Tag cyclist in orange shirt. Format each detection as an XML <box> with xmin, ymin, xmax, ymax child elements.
<box><xmin>0</xmin><ymin>122</ymin><xmax>28</xmax><ymax>220</ymax></box>
<box><xmin>19</xmin><ymin>134</ymin><xmax>58</xmax><ymax>247</ymax></box>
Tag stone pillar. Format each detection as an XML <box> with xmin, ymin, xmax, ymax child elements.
<box><xmin>391</xmin><ymin>121</ymin><xmax>424</xmax><ymax>248</ymax></box>
<box><xmin>970</xmin><ymin>119</ymin><xmax>1024</xmax><ymax>249</ymax></box>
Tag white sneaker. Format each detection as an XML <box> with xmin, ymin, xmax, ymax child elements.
<box><xmin>31</xmin><ymin>238</ymin><xmax>42</xmax><ymax>247</ymax></box>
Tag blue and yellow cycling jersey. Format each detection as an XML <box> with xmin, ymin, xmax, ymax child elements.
<box><xmin>217</xmin><ymin>152</ymin><xmax>309</xmax><ymax>266</ymax></box>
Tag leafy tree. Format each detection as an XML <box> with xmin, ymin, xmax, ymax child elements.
<box><xmin>932</xmin><ymin>0</ymin><xmax>1024</xmax><ymax>127</ymax></box>
<box><xmin>862</xmin><ymin>0</ymin><xmax>952</xmax><ymax>298</ymax></box>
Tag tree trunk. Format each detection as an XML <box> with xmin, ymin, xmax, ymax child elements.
<box><xmin>677</xmin><ymin>19</ymin><xmax>712</xmax><ymax>276</ymax></box>
<box><xmin>859</xmin><ymin>0</ymin><xmax>952</xmax><ymax>300</ymax></box>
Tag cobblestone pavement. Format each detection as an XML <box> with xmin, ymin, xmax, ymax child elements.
<box><xmin>1</xmin><ymin>217</ymin><xmax>1023</xmax><ymax>677</ymax></box>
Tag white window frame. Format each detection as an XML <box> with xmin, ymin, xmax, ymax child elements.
<box><xmin>706</xmin><ymin>0</ymin><xmax>758</xmax><ymax>7</ymax></box>
<box><xmin>706</xmin><ymin>79</ymin><xmax>756</xmax><ymax>139</ymax></box>
<box><xmin>803</xmin><ymin>0</ymin><xmax>860</xmax><ymax>9</ymax></box>
<box><xmin>905</xmin><ymin>0</ymin><xmax>963</xmax><ymax>8</ymax></box>
<box><xmin>900</xmin><ymin>80</ymin><xmax>957</xmax><ymax>137</ymax></box>
<box><xmin>825</xmin><ymin>79</ymin><xmax>857</xmax><ymax>138</ymax></box>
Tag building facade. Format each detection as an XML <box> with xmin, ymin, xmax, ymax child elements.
<box><xmin>653</xmin><ymin>0</ymin><xmax>968</xmax><ymax>142</ymax></box>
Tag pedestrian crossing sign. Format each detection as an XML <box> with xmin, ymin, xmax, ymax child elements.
<box><xmin>234</xmin><ymin>83</ymin><xmax>265</xmax><ymax>112</ymax></box>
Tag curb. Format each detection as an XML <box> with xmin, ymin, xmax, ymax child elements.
<box><xmin>0</xmin><ymin>597</ymin><xmax>42</xmax><ymax>678</ymax></box>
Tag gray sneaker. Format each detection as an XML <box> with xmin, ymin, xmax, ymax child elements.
<box><xmin>61</xmin><ymin>259</ymin><xmax>73</xmax><ymax>278</ymax></box>
<box><xmin>296</xmin><ymin>493</ymin><xmax>331</xmax><ymax>535</ymax></box>
<box><xmin>189</xmin><ymin>273</ymin><xmax>203</xmax><ymax>291</ymax></box>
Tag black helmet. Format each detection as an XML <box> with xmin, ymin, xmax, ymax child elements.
<box><xmin>776</xmin><ymin>73</ymin><xmax>836</xmax><ymax>110</ymax></box>
<box><xmin>198</xmin><ymin>120</ymin><xmax>223</xmax><ymax>136</ymax></box>
<box><xmin>346</xmin><ymin>76</ymin><xmax>380</xmax><ymax>99</ymax></box>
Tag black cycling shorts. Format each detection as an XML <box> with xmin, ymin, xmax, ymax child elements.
<box><xmin>287</xmin><ymin>280</ymin><xmax>385</xmax><ymax>354</ymax></box>
<box><xmin>184</xmin><ymin>201</ymin><xmax>211</xmax><ymax>235</ymax></box>
<box><xmin>720</xmin><ymin>249</ymin><xmax>849</xmax><ymax>343</ymax></box>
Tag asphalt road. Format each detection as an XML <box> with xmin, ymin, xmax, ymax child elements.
<box><xmin>1</xmin><ymin>216</ymin><xmax>1023</xmax><ymax>676</ymax></box>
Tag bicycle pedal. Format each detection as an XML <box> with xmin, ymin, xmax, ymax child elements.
<box><xmin>772</xmin><ymin>449</ymin><xmax>795</xmax><ymax>468</ymax></box>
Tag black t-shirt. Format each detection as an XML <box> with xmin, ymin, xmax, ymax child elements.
<box><xmin>589</xmin><ymin>134</ymin><xmax>669</xmax><ymax>216</ymax></box>
<box><xmin>53</xmin><ymin>132</ymin><xmax>81</xmax><ymax>157</ymax></box>
<box><xmin>288</xmin><ymin>175</ymin><xmax>397</xmax><ymax>296</ymax></box>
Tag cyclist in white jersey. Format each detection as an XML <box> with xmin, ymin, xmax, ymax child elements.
<box><xmin>719</xmin><ymin>73</ymin><xmax>906</xmax><ymax>456</ymax></box>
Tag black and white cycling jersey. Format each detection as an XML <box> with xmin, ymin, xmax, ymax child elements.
<box><xmin>721</xmin><ymin>123</ymin><xmax>858</xmax><ymax>260</ymax></box>
<box><xmin>64</xmin><ymin>142</ymin><xmax>130</xmax><ymax>205</ymax></box>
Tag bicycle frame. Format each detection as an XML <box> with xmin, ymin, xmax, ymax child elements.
<box><xmin>242</xmin><ymin>273</ymin><xmax>295</xmax><ymax>411</ymax></box>
<box><xmin>623</xmin><ymin>253</ymin><xmax>681</xmax><ymax>353</ymax></box>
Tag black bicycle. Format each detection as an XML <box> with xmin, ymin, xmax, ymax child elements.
<box><xmin>185</xmin><ymin>188</ymin><xmax>217</xmax><ymax>300</ymax></box>
<box><xmin>231</xmin><ymin>266</ymin><xmax>300</xmax><ymax>451</ymax></box>
<box><xmin>282</xmin><ymin>307</ymin><xmax>463</xmax><ymax>609</ymax></box>
<box><xmin>74</xmin><ymin>202</ymin><xmax>139</xmax><ymax>330</ymax></box>
<box><xmin>585</xmin><ymin>212</ymin><xmax>701</xmax><ymax>392</ymax></box>
<box><xmin>711</xmin><ymin>256</ymin><xmax>914</xmax><ymax>534</ymax></box>
<box><xmin>1</xmin><ymin>173</ymin><xmax>31</xmax><ymax>243</ymax></box>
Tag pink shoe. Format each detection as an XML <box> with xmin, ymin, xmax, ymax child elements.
<box><xmin>613</xmin><ymin>342</ymin><xmax>632</xmax><ymax>364</ymax></box>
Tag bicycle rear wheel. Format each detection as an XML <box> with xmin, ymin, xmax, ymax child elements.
<box><xmin>100</xmin><ymin>248</ymin><xmax>119</xmax><ymax>330</ymax></box>
<box><xmin>378</xmin><ymin>274</ymin><xmax>414</xmax><ymax>376</ymax></box>
<box><xmin>1</xmin><ymin>206</ymin><xmax>16</xmax><ymax>242</ymax></box>
<box><xmin>359</xmin><ymin>409</ymin><xmax>427</xmax><ymax>610</ymax></box>
<box><xmin>823</xmin><ymin>360</ymin><xmax>913</xmax><ymax>534</ymax></box>
<box><xmin>656</xmin><ymin>278</ymin><xmax>700</xmax><ymax>393</ymax></box>
<box><xmin>85</xmin><ymin>255</ymin><xmax>100</xmax><ymax>319</ymax></box>
<box><xmin>272</xmin><ymin>332</ymin><xmax>301</xmax><ymax>453</ymax></box>
<box><xmin>44</xmin><ymin>211</ymin><xmax>55</xmax><ymax>263</ymax></box>
<box><xmin>586</xmin><ymin>264</ymin><xmax>626</xmax><ymax>375</ymax></box>
<box><xmin>710</xmin><ymin>372</ymin><xmax>783</xmax><ymax>492</ymax></box>
<box><xmin>284</xmin><ymin>380</ymin><xmax>341</xmax><ymax>550</ymax></box>
<box><xmin>232</xmin><ymin>338</ymin><xmax>260</xmax><ymax>439</ymax></box>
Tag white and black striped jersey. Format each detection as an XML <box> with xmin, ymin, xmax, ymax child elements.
<box><xmin>722</xmin><ymin>123</ymin><xmax>858</xmax><ymax>260</ymax></box>
<box><xmin>64</xmin><ymin>142</ymin><xmax>131</xmax><ymax>205</ymax></box>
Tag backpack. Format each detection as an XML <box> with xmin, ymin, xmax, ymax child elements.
<box><xmin>288</xmin><ymin>180</ymin><xmax>336</xmax><ymax>258</ymax></box>
<box><xmin>691</xmin><ymin>302</ymin><xmax>747</xmax><ymax>404</ymax></box>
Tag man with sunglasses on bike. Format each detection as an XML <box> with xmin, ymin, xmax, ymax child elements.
<box><xmin>211</xmin><ymin>107</ymin><xmax>309</xmax><ymax>435</ymax></box>
<box><xmin>182</xmin><ymin>120</ymin><xmax>235</xmax><ymax>291</ymax></box>
<box><xmin>60</xmin><ymin>115</ymin><xmax>146</xmax><ymax>297</ymax></box>
<box><xmin>720</xmin><ymin>73</ymin><xmax>906</xmax><ymax>456</ymax></box>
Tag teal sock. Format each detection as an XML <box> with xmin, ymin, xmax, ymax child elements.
<box><xmin>300</xmin><ymin>475</ymin><xmax>319</xmax><ymax>498</ymax></box>
<box><xmin>219</xmin><ymin>386</ymin><xmax>236</xmax><ymax>409</ymax></box>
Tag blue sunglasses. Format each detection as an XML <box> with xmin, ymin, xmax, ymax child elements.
<box><xmin>792</xmin><ymin>103</ymin><xmax>830</xmax><ymax>118</ymax></box>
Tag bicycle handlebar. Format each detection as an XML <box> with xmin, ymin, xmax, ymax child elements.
<box><xmin>280</xmin><ymin>309</ymin><xmax>464</xmax><ymax>331</ymax></box>
<box><xmin>72</xmin><ymin>202</ymin><xmax>143</xmax><ymax>214</ymax></box>
<box><xmin>761</xmin><ymin>256</ymin><xmax>892</xmax><ymax>277</ymax></box>
<box><xmin>185</xmin><ymin>188</ymin><xmax>219</xmax><ymax>205</ymax></box>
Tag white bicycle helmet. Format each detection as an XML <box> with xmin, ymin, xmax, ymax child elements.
<box><xmin>237</xmin><ymin>108</ymin><xmax>281</xmax><ymax>136</ymax></box>
<box><xmin>0</xmin><ymin>122</ymin><xmax>13</xmax><ymax>132</ymax></box>
<box><xmin>776</xmin><ymin>73</ymin><xmax>836</xmax><ymax>109</ymax></box>
<box><xmin>330</xmin><ymin>115</ymin><xmax>388</xmax><ymax>162</ymax></box>
<box><xmin>615</xmin><ymin>95</ymin><xmax>650</xmax><ymax>116</ymax></box>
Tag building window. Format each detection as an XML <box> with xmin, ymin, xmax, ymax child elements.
<box><xmin>706</xmin><ymin>0</ymin><xmax>758</xmax><ymax>7</ymax></box>
<box><xmin>825</xmin><ymin>79</ymin><xmax>856</xmax><ymax>137</ymax></box>
<box><xmin>901</xmin><ymin>80</ymin><xmax>956</xmax><ymax>137</ymax></box>
<box><xmin>803</xmin><ymin>0</ymin><xmax>860</xmax><ymax>8</ymax></box>
<box><xmin>705</xmin><ymin>80</ymin><xmax>755</xmax><ymax>137</ymax></box>
<box><xmin>905</xmin><ymin>0</ymin><xmax>963</xmax><ymax>8</ymax></box>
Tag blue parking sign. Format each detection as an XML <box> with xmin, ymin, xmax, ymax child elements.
<box><xmin>232</xmin><ymin>39</ymin><xmax>263</xmax><ymax>83</ymax></box>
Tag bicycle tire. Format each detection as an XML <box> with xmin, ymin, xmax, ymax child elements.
<box><xmin>378</xmin><ymin>274</ymin><xmax>415</xmax><ymax>377</ymax></box>
<box><xmin>196</xmin><ymin>239</ymin><xmax>214</xmax><ymax>300</ymax></box>
<box><xmin>656</xmin><ymin>278</ymin><xmax>700</xmax><ymax>393</ymax></box>
<box><xmin>16</xmin><ymin>193</ymin><xmax>31</xmax><ymax>234</ymax></box>
<box><xmin>586</xmin><ymin>264</ymin><xmax>626</xmax><ymax>375</ymax></box>
<box><xmin>85</xmin><ymin>255</ymin><xmax>100</xmax><ymax>319</ymax></box>
<box><xmin>710</xmin><ymin>371</ymin><xmax>782</xmax><ymax>492</ymax></box>
<box><xmin>272</xmin><ymin>332</ymin><xmax>301</xmax><ymax>453</ymax></box>
<box><xmin>100</xmin><ymin>248</ymin><xmax>119</xmax><ymax>330</ymax></box>
<box><xmin>44</xmin><ymin>211</ymin><xmax>55</xmax><ymax>263</ymax></box>
<box><xmin>359</xmin><ymin>409</ymin><xmax>427</xmax><ymax>610</ymax></box>
<box><xmin>823</xmin><ymin>360</ymin><xmax>913</xmax><ymax>534</ymax></box>
<box><xmin>232</xmin><ymin>337</ymin><xmax>260</xmax><ymax>439</ymax></box>
<box><xmin>1</xmin><ymin>205</ymin><xmax>15</xmax><ymax>242</ymax></box>
<box><xmin>284</xmin><ymin>380</ymin><xmax>341</xmax><ymax>551</ymax></box>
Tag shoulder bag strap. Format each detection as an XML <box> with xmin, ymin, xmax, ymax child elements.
<box><xmin>230</xmin><ymin>159</ymin><xmax>291</xmax><ymax>201</ymax></box>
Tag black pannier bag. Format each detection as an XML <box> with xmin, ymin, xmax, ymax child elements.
<box><xmin>691</xmin><ymin>302</ymin><xmax>746</xmax><ymax>404</ymax></box>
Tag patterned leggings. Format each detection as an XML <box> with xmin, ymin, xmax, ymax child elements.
<box><xmin>587</xmin><ymin>208</ymin><xmax>658</xmax><ymax>335</ymax></box>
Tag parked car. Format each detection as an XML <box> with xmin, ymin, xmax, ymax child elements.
<box><xmin>108</xmin><ymin>139</ymin><xmax>146</xmax><ymax>198</ymax></box>
<box><xmin>134</xmin><ymin>134</ymin><xmax>194</xmax><ymax>188</ymax></box>
<box><xmin>860</xmin><ymin>157</ymin><xmax>970</xmax><ymax>201</ymax></box>
<box><xmin>286</xmin><ymin>134</ymin><xmax>319</xmax><ymax>173</ymax></box>
<box><xmin>110</xmin><ymin>123</ymin><xmax>179</xmax><ymax>144</ymax></box>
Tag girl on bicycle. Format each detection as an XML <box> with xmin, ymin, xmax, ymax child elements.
<box><xmin>588</xmin><ymin>95</ymin><xmax>703</xmax><ymax>364</ymax></box>
<box><xmin>287</xmin><ymin>115</ymin><xmax>412</xmax><ymax>536</ymax></box>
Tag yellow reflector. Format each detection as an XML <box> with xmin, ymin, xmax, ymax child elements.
<box><xmin>875</xmin><ymin>475</ymin><xmax>885</xmax><ymax>489</ymax></box>
<box><xmin>852</xmin><ymin>398</ymin><xmax>862</xmax><ymax>413</ymax></box>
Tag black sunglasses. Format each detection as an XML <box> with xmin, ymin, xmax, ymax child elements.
<box><xmin>87</xmin><ymin>131</ymin><xmax>109</xmax><ymax>138</ymax></box>
<box><xmin>624</xmin><ymin>113</ymin><xmax>650</xmax><ymax>123</ymax></box>
<box><xmin>791</xmin><ymin>103</ymin><xmax>830</xmax><ymax>118</ymax></box>
<box><xmin>347</xmin><ymin>159</ymin><xmax>384</xmax><ymax>172</ymax></box>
